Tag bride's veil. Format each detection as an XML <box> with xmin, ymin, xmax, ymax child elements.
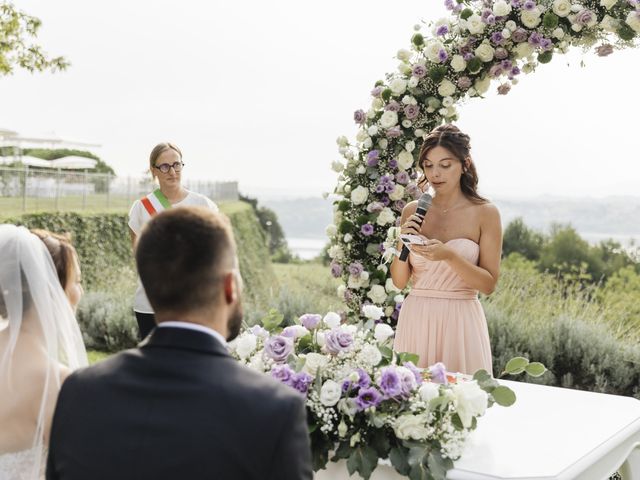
<box><xmin>0</xmin><ymin>225</ymin><xmax>88</xmax><ymax>478</ymax></box>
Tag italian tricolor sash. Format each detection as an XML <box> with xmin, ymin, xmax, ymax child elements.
<box><xmin>140</xmin><ymin>189</ymin><xmax>171</xmax><ymax>216</ymax></box>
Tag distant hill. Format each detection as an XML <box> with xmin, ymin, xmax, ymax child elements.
<box><xmin>262</xmin><ymin>195</ymin><xmax>640</xmax><ymax>245</ymax></box>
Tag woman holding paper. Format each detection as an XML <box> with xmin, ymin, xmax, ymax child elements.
<box><xmin>128</xmin><ymin>142</ymin><xmax>218</xmax><ymax>339</ymax></box>
<box><xmin>390</xmin><ymin>124</ymin><xmax>502</xmax><ymax>375</ymax></box>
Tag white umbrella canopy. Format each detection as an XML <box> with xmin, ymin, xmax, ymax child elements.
<box><xmin>0</xmin><ymin>155</ymin><xmax>52</xmax><ymax>167</ymax></box>
<box><xmin>49</xmin><ymin>156</ymin><xmax>97</xmax><ymax>169</ymax></box>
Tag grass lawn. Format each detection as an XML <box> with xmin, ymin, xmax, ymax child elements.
<box><xmin>87</xmin><ymin>350</ymin><xmax>111</xmax><ymax>365</ymax></box>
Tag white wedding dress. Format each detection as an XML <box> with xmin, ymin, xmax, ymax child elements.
<box><xmin>0</xmin><ymin>225</ymin><xmax>87</xmax><ymax>480</ymax></box>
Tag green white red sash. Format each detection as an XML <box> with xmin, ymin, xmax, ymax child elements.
<box><xmin>140</xmin><ymin>189</ymin><xmax>171</xmax><ymax>216</ymax></box>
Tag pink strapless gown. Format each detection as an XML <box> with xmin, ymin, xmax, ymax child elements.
<box><xmin>393</xmin><ymin>238</ymin><xmax>493</xmax><ymax>375</ymax></box>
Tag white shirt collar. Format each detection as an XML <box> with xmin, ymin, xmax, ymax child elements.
<box><xmin>157</xmin><ymin>321</ymin><xmax>227</xmax><ymax>346</ymax></box>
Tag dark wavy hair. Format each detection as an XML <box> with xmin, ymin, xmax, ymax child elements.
<box><xmin>417</xmin><ymin>124</ymin><xmax>487</xmax><ymax>204</ymax></box>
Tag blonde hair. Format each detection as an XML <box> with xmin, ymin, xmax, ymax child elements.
<box><xmin>149</xmin><ymin>142</ymin><xmax>182</xmax><ymax>174</ymax></box>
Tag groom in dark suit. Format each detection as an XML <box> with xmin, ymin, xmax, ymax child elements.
<box><xmin>46</xmin><ymin>207</ymin><xmax>313</xmax><ymax>480</ymax></box>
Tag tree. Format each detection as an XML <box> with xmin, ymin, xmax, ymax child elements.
<box><xmin>0</xmin><ymin>2</ymin><xmax>68</xmax><ymax>75</ymax></box>
<box><xmin>502</xmin><ymin>217</ymin><xmax>545</xmax><ymax>261</ymax></box>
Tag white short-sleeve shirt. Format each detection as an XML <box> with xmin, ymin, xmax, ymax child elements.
<box><xmin>128</xmin><ymin>190</ymin><xmax>219</xmax><ymax>313</ymax></box>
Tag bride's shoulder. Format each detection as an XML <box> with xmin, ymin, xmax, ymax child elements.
<box><xmin>474</xmin><ymin>201</ymin><xmax>501</xmax><ymax>224</ymax></box>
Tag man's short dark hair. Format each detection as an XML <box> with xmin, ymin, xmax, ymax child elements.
<box><xmin>136</xmin><ymin>207</ymin><xmax>235</xmax><ymax>313</ymax></box>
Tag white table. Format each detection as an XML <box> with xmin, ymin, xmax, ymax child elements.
<box><xmin>315</xmin><ymin>380</ymin><xmax>640</xmax><ymax>480</ymax></box>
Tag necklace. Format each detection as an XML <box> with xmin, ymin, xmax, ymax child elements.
<box><xmin>435</xmin><ymin>198</ymin><xmax>465</xmax><ymax>215</ymax></box>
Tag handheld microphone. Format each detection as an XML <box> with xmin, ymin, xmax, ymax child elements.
<box><xmin>398</xmin><ymin>192</ymin><xmax>432</xmax><ymax>262</ymax></box>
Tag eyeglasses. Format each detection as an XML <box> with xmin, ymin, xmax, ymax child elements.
<box><xmin>153</xmin><ymin>161</ymin><xmax>184</xmax><ymax>174</ymax></box>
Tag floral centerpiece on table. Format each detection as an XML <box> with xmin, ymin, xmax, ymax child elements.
<box><xmin>229</xmin><ymin>309</ymin><xmax>545</xmax><ymax>480</ymax></box>
<box><xmin>326</xmin><ymin>0</ymin><xmax>640</xmax><ymax>326</ymax></box>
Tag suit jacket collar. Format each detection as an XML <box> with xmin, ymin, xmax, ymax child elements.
<box><xmin>140</xmin><ymin>325</ymin><xmax>230</xmax><ymax>357</ymax></box>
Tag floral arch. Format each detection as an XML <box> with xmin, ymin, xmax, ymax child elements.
<box><xmin>326</xmin><ymin>0</ymin><xmax>640</xmax><ymax>325</ymax></box>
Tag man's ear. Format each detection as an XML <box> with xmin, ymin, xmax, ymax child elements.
<box><xmin>223</xmin><ymin>272</ymin><xmax>236</xmax><ymax>304</ymax></box>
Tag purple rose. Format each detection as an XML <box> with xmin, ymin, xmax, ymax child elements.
<box><xmin>528</xmin><ymin>32</ymin><xmax>542</xmax><ymax>47</ymax></box>
<box><xmin>404</xmin><ymin>104</ymin><xmax>420</xmax><ymax>120</ymax></box>
<box><xmin>384</xmin><ymin>100</ymin><xmax>401</xmax><ymax>112</ymax></box>
<box><xmin>576</xmin><ymin>8</ymin><xmax>594</xmax><ymax>24</ymax></box>
<box><xmin>429</xmin><ymin>362</ymin><xmax>448</xmax><ymax>385</ymax></box>
<box><xmin>354</xmin><ymin>109</ymin><xmax>366</xmax><ymax>125</ymax></box>
<box><xmin>444</xmin><ymin>0</ymin><xmax>455</xmax><ymax>10</ymax></box>
<box><xmin>389</xmin><ymin>159</ymin><xmax>398</xmax><ymax>169</ymax></box>
<box><xmin>299</xmin><ymin>313</ymin><xmax>322</xmax><ymax>329</ymax></box>
<box><xmin>361</xmin><ymin>223</ymin><xmax>374</xmax><ymax>236</ymax></box>
<box><xmin>412</xmin><ymin>64</ymin><xmax>427</xmax><ymax>78</ymax></box>
<box><xmin>491</xmin><ymin>32</ymin><xmax>504</xmax><ymax>45</ymax></box>
<box><xmin>438</xmin><ymin>49</ymin><xmax>448</xmax><ymax>62</ymax></box>
<box><xmin>484</xmin><ymin>14</ymin><xmax>496</xmax><ymax>25</ymax></box>
<box><xmin>523</xmin><ymin>0</ymin><xmax>536</xmax><ymax>10</ymax></box>
<box><xmin>379</xmin><ymin>175</ymin><xmax>393</xmax><ymax>185</ymax></box>
<box><xmin>374</xmin><ymin>184</ymin><xmax>385</xmax><ymax>194</ymax></box>
<box><xmin>386</xmin><ymin>126</ymin><xmax>402</xmax><ymax>138</ymax></box>
<box><xmin>264</xmin><ymin>335</ymin><xmax>293</xmax><ymax>363</ymax></box>
<box><xmin>540</xmin><ymin>38</ymin><xmax>553</xmax><ymax>51</ymax></box>
<box><xmin>325</xmin><ymin>328</ymin><xmax>354</xmax><ymax>354</ymax></box>
<box><xmin>371</xmin><ymin>86</ymin><xmax>383</xmax><ymax>97</ymax></box>
<box><xmin>489</xmin><ymin>64</ymin><xmax>503</xmax><ymax>78</ymax></box>
<box><xmin>391</xmin><ymin>309</ymin><xmax>400</xmax><ymax>321</ymax></box>
<box><xmin>330</xmin><ymin>262</ymin><xmax>343</xmax><ymax>278</ymax></box>
<box><xmin>343</xmin><ymin>288</ymin><xmax>353</xmax><ymax>302</ymax></box>
<box><xmin>436</xmin><ymin>25</ymin><xmax>449</xmax><ymax>36</ymax></box>
<box><xmin>495</xmin><ymin>47</ymin><xmax>509</xmax><ymax>60</ymax></box>
<box><xmin>348</xmin><ymin>262</ymin><xmax>364</xmax><ymax>276</ymax></box>
<box><xmin>271</xmin><ymin>364</ymin><xmax>295</xmax><ymax>384</ymax></box>
<box><xmin>462</xmin><ymin>51</ymin><xmax>474</xmax><ymax>62</ymax></box>
<box><xmin>510</xmin><ymin>66</ymin><xmax>521</xmax><ymax>77</ymax></box>
<box><xmin>367</xmin><ymin>150</ymin><xmax>380</xmax><ymax>168</ymax></box>
<box><xmin>511</xmin><ymin>0</ymin><xmax>522</xmax><ymax>6</ymax></box>
<box><xmin>395</xmin><ymin>171</ymin><xmax>410</xmax><ymax>185</ymax></box>
<box><xmin>596</xmin><ymin>44</ymin><xmax>614</xmax><ymax>57</ymax></box>
<box><xmin>512</xmin><ymin>28</ymin><xmax>528</xmax><ymax>43</ymax></box>
<box><xmin>497</xmin><ymin>83</ymin><xmax>511</xmax><ymax>95</ymax></box>
<box><xmin>384</xmin><ymin>183</ymin><xmax>395</xmax><ymax>194</ymax></box>
<box><xmin>393</xmin><ymin>200</ymin><xmax>406</xmax><ymax>212</ymax></box>
<box><xmin>457</xmin><ymin>76</ymin><xmax>472</xmax><ymax>90</ymax></box>
<box><xmin>378</xmin><ymin>367</ymin><xmax>403</xmax><ymax>398</ymax></box>
<box><xmin>501</xmin><ymin>59</ymin><xmax>513</xmax><ymax>70</ymax></box>
<box><xmin>291</xmin><ymin>371</ymin><xmax>313</xmax><ymax>395</ymax></box>
<box><xmin>366</xmin><ymin>202</ymin><xmax>384</xmax><ymax>213</ymax></box>
<box><xmin>356</xmin><ymin>368</ymin><xmax>372</xmax><ymax>388</ymax></box>
<box><xmin>356</xmin><ymin>387</ymin><xmax>383</xmax><ymax>411</ymax></box>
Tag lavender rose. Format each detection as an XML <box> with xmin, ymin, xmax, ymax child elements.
<box><xmin>325</xmin><ymin>328</ymin><xmax>354</xmax><ymax>354</ymax></box>
<box><xmin>271</xmin><ymin>364</ymin><xmax>295</xmax><ymax>384</ymax></box>
<box><xmin>264</xmin><ymin>335</ymin><xmax>293</xmax><ymax>362</ymax></box>
<box><xmin>511</xmin><ymin>28</ymin><xmax>528</xmax><ymax>43</ymax></box>
<box><xmin>348</xmin><ymin>262</ymin><xmax>364</xmax><ymax>276</ymax></box>
<box><xmin>356</xmin><ymin>387</ymin><xmax>383</xmax><ymax>411</ymax></box>
<box><xmin>330</xmin><ymin>262</ymin><xmax>343</xmax><ymax>278</ymax></box>
<box><xmin>378</xmin><ymin>367</ymin><xmax>403</xmax><ymax>398</ymax></box>
<box><xmin>575</xmin><ymin>9</ymin><xmax>595</xmax><ymax>26</ymax></box>
<box><xmin>403</xmin><ymin>104</ymin><xmax>420</xmax><ymax>120</ymax></box>
<box><xmin>299</xmin><ymin>313</ymin><xmax>322</xmax><ymax>330</ymax></box>
<box><xmin>291</xmin><ymin>371</ymin><xmax>313</xmax><ymax>395</ymax></box>
<box><xmin>361</xmin><ymin>223</ymin><xmax>374</xmax><ymax>236</ymax></box>
<box><xmin>429</xmin><ymin>362</ymin><xmax>449</xmax><ymax>385</ymax></box>
<box><xmin>353</xmin><ymin>109</ymin><xmax>366</xmax><ymax>125</ymax></box>
<box><xmin>412</xmin><ymin>64</ymin><xmax>427</xmax><ymax>78</ymax></box>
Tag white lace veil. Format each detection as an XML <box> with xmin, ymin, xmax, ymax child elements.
<box><xmin>0</xmin><ymin>225</ymin><xmax>88</xmax><ymax>478</ymax></box>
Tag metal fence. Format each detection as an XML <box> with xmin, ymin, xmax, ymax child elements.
<box><xmin>0</xmin><ymin>166</ymin><xmax>239</xmax><ymax>215</ymax></box>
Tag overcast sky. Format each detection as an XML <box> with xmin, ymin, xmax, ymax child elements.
<box><xmin>2</xmin><ymin>0</ymin><xmax>638</xmax><ymax>199</ymax></box>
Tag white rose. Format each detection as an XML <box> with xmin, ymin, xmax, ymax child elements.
<box><xmin>438</xmin><ymin>79</ymin><xmax>456</xmax><ymax>97</ymax></box>
<box><xmin>401</xmin><ymin>119</ymin><xmax>412</xmax><ymax>128</ymax></box>
<box><xmin>337</xmin><ymin>284</ymin><xmax>346</xmax><ymax>299</ymax></box>
<box><xmin>505</xmin><ymin>20</ymin><xmax>517</xmax><ymax>31</ymax></box>
<box><xmin>419</xmin><ymin>382</ymin><xmax>441</xmax><ymax>404</ymax></box>
<box><xmin>493</xmin><ymin>0</ymin><xmax>512</xmax><ymax>16</ymax></box>
<box><xmin>323</xmin><ymin>311</ymin><xmax>342</xmax><ymax>328</ymax></box>
<box><xmin>397</xmin><ymin>150</ymin><xmax>414</xmax><ymax>170</ymax></box>
<box><xmin>626</xmin><ymin>11</ymin><xmax>640</xmax><ymax>33</ymax></box>
<box><xmin>402</xmin><ymin>95</ymin><xmax>417</xmax><ymax>105</ymax></box>
<box><xmin>414</xmin><ymin>129</ymin><xmax>425</xmax><ymax>138</ymax></box>
<box><xmin>378</xmin><ymin>138</ymin><xmax>388</xmax><ymax>150</ymax></box>
<box><xmin>600</xmin><ymin>15</ymin><xmax>619</xmax><ymax>33</ymax></box>
<box><xmin>356</xmin><ymin>130</ymin><xmax>368</xmax><ymax>142</ymax></box>
<box><xmin>367</xmin><ymin>125</ymin><xmax>379</xmax><ymax>136</ymax></box>
<box><xmin>380</xmin><ymin>110</ymin><xmax>398</xmax><ymax>129</ymax></box>
<box><xmin>343</xmin><ymin>233</ymin><xmax>352</xmax><ymax>243</ymax></box>
<box><xmin>368</xmin><ymin>284</ymin><xmax>388</xmax><ymax>304</ymax></box>
<box><xmin>320</xmin><ymin>380</ymin><xmax>342</xmax><ymax>406</ymax></box>
<box><xmin>388</xmin><ymin>184</ymin><xmax>405</xmax><ymax>201</ymax></box>
<box><xmin>235</xmin><ymin>334</ymin><xmax>257</xmax><ymax>359</ymax></box>
<box><xmin>348</xmin><ymin>275</ymin><xmax>363</xmax><ymax>289</ymax></box>
<box><xmin>600</xmin><ymin>0</ymin><xmax>617</xmax><ymax>9</ymax></box>
<box><xmin>425</xmin><ymin>40</ymin><xmax>445</xmax><ymax>63</ymax></box>
<box><xmin>446</xmin><ymin>106</ymin><xmax>457</xmax><ymax>118</ymax></box>
<box><xmin>521</xmin><ymin>8</ymin><xmax>542</xmax><ymax>28</ymax></box>
<box><xmin>248</xmin><ymin>354</ymin><xmax>265</xmax><ymax>372</ymax></box>
<box><xmin>475</xmin><ymin>43</ymin><xmax>495</xmax><ymax>62</ymax></box>
<box><xmin>465</xmin><ymin>13</ymin><xmax>485</xmax><ymax>34</ymax></box>
<box><xmin>552</xmin><ymin>27</ymin><xmax>565</xmax><ymax>39</ymax></box>
<box><xmin>398</xmin><ymin>64</ymin><xmax>412</xmax><ymax>75</ymax></box>
<box><xmin>385</xmin><ymin>278</ymin><xmax>401</xmax><ymax>294</ymax></box>
<box><xmin>502</xmin><ymin>28</ymin><xmax>511</xmax><ymax>39</ymax></box>
<box><xmin>405</xmin><ymin>140</ymin><xmax>415</xmax><ymax>152</ymax></box>
<box><xmin>357</xmin><ymin>344</ymin><xmax>383</xmax><ymax>367</ymax></box>
<box><xmin>385</xmin><ymin>306</ymin><xmax>394</xmax><ymax>317</ymax></box>
<box><xmin>376</xmin><ymin>207</ymin><xmax>395</xmax><ymax>226</ymax></box>
<box><xmin>514</xmin><ymin>42</ymin><xmax>535</xmax><ymax>59</ymax></box>
<box><xmin>362</xmin><ymin>304</ymin><xmax>384</xmax><ymax>320</ymax></box>
<box><xmin>389</xmin><ymin>78</ymin><xmax>408</xmax><ymax>96</ymax></box>
<box><xmin>303</xmin><ymin>352</ymin><xmax>329</xmax><ymax>375</ymax></box>
<box><xmin>350</xmin><ymin>185</ymin><xmax>369</xmax><ymax>206</ymax></box>
<box><xmin>377</xmin><ymin>264</ymin><xmax>388</xmax><ymax>274</ymax></box>
<box><xmin>336</xmin><ymin>136</ymin><xmax>349</xmax><ymax>147</ymax></box>
<box><xmin>552</xmin><ymin>0</ymin><xmax>572</xmax><ymax>17</ymax></box>
<box><xmin>450</xmin><ymin>54</ymin><xmax>467</xmax><ymax>72</ymax></box>
<box><xmin>474</xmin><ymin>75</ymin><xmax>491</xmax><ymax>95</ymax></box>
<box><xmin>393</xmin><ymin>294</ymin><xmax>405</xmax><ymax>303</ymax></box>
<box><xmin>331</xmin><ymin>161</ymin><xmax>344</xmax><ymax>173</ymax></box>
<box><xmin>325</xmin><ymin>224</ymin><xmax>337</xmax><ymax>237</ymax></box>
<box><xmin>397</xmin><ymin>49</ymin><xmax>411</xmax><ymax>62</ymax></box>
<box><xmin>363</xmin><ymin>137</ymin><xmax>373</xmax><ymax>149</ymax></box>
<box><xmin>338</xmin><ymin>398</ymin><xmax>359</xmax><ymax>416</ymax></box>
<box><xmin>442</xmin><ymin>96</ymin><xmax>453</xmax><ymax>107</ymax></box>
<box><xmin>372</xmin><ymin>98</ymin><xmax>383</xmax><ymax>111</ymax></box>
<box><xmin>356</xmin><ymin>165</ymin><xmax>366</xmax><ymax>174</ymax></box>
<box><xmin>394</xmin><ymin>414</ymin><xmax>430</xmax><ymax>440</ymax></box>
<box><xmin>328</xmin><ymin>245</ymin><xmax>343</xmax><ymax>260</ymax></box>
<box><xmin>408</xmin><ymin>76</ymin><xmax>419</xmax><ymax>88</ymax></box>
<box><xmin>452</xmin><ymin>380</ymin><xmax>488</xmax><ymax>428</ymax></box>
<box><xmin>374</xmin><ymin>323</ymin><xmax>395</xmax><ymax>342</ymax></box>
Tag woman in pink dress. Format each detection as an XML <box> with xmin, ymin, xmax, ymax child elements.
<box><xmin>390</xmin><ymin>124</ymin><xmax>502</xmax><ymax>375</ymax></box>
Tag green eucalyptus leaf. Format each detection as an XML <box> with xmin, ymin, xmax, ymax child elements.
<box><xmin>538</xmin><ymin>51</ymin><xmax>553</xmax><ymax>64</ymax></box>
<box><xmin>460</xmin><ymin>8</ymin><xmax>474</xmax><ymax>20</ymax></box>
<box><xmin>504</xmin><ymin>357</ymin><xmax>529</xmax><ymax>375</ymax></box>
<box><xmin>397</xmin><ymin>352</ymin><xmax>420</xmax><ymax>365</ymax></box>
<box><xmin>389</xmin><ymin>447</ymin><xmax>411</xmax><ymax>475</ymax></box>
<box><xmin>525</xmin><ymin>362</ymin><xmax>547</xmax><ymax>377</ymax></box>
<box><xmin>427</xmin><ymin>450</ymin><xmax>452</xmax><ymax>480</ymax></box>
<box><xmin>492</xmin><ymin>385</ymin><xmax>517</xmax><ymax>407</ymax></box>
